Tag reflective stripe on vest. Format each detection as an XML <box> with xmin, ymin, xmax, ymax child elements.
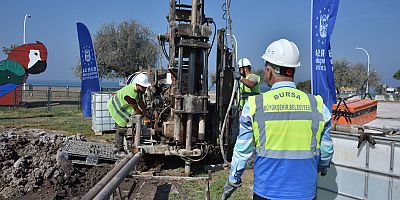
<box><xmin>249</xmin><ymin>88</ymin><xmax>325</xmax><ymax>159</ymax></box>
<box><xmin>111</xmin><ymin>95</ymin><xmax>131</xmax><ymax>123</ymax></box>
<box><xmin>107</xmin><ymin>83</ymin><xmax>139</xmax><ymax>127</ymax></box>
<box><xmin>240</xmin><ymin>74</ymin><xmax>261</xmax><ymax>107</ymax></box>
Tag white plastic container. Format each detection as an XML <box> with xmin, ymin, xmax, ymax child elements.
<box><xmin>317</xmin><ymin>132</ymin><xmax>400</xmax><ymax>200</ymax></box>
<box><xmin>91</xmin><ymin>92</ymin><xmax>116</xmax><ymax>132</ymax></box>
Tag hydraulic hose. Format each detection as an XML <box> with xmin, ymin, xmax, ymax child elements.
<box><xmin>218</xmin><ymin>0</ymin><xmax>238</xmax><ymax>165</ymax></box>
<box><xmin>219</xmin><ymin>78</ymin><xmax>239</xmax><ymax>164</ymax></box>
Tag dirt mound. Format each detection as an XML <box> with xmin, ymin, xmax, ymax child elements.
<box><xmin>0</xmin><ymin>127</ymin><xmax>112</xmax><ymax>199</ymax></box>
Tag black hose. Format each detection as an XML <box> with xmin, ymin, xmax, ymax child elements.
<box><xmin>208</xmin><ymin>21</ymin><xmax>217</xmax><ymax>57</ymax></box>
<box><xmin>159</xmin><ymin>39</ymin><xmax>169</xmax><ymax>60</ymax></box>
<box><xmin>162</xmin><ymin>42</ymin><xmax>170</xmax><ymax>60</ymax></box>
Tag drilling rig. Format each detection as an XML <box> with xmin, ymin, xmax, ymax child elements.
<box><xmin>129</xmin><ymin>0</ymin><xmax>239</xmax><ymax>175</ymax></box>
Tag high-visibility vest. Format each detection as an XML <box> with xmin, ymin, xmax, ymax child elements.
<box><xmin>247</xmin><ymin>86</ymin><xmax>326</xmax><ymax>198</ymax></box>
<box><xmin>107</xmin><ymin>83</ymin><xmax>140</xmax><ymax>127</ymax></box>
<box><xmin>247</xmin><ymin>86</ymin><xmax>325</xmax><ymax>159</ymax></box>
<box><xmin>239</xmin><ymin>73</ymin><xmax>260</xmax><ymax>108</ymax></box>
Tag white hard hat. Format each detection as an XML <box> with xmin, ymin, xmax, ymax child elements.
<box><xmin>127</xmin><ymin>72</ymin><xmax>140</xmax><ymax>85</ymax></box>
<box><xmin>132</xmin><ymin>73</ymin><xmax>151</xmax><ymax>87</ymax></box>
<box><xmin>238</xmin><ymin>58</ymin><xmax>252</xmax><ymax>68</ymax></box>
<box><xmin>261</xmin><ymin>39</ymin><xmax>301</xmax><ymax>68</ymax></box>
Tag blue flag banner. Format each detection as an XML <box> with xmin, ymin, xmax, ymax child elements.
<box><xmin>77</xmin><ymin>22</ymin><xmax>100</xmax><ymax>118</ymax></box>
<box><xmin>311</xmin><ymin>0</ymin><xmax>339</xmax><ymax>111</ymax></box>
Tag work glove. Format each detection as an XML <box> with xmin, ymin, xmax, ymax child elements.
<box><xmin>221</xmin><ymin>180</ymin><xmax>241</xmax><ymax>200</ymax></box>
<box><xmin>233</xmin><ymin>71</ymin><xmax>242</xmax><ymax>80</ymax></box>
<box><xmin>318</xmin><ymin>166</ymin><xmax>327</xmax><ymax>177</ymax></box>
<box><xmin>357</xmin><ymin>130</ymin><xmax>376</xmax><ymax>149</ymax></box>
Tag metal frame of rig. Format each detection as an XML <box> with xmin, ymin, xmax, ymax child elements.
<box><xmin>128</xmin><ymin>0</ymin><xmax>238</xmax><ymax>175</ymax></box>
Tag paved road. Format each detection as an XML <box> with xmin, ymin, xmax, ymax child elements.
<box><xmin>366</xmin><ymin>101</ymin><xmax>400</xmax><ymax>129</ymax></box>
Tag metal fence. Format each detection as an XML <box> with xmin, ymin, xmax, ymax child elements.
<box><xmin>1</xmin><ymin>85</ymin><xmax>120</xmax><ymax>111</ymax></box>
<box><xmin>0</xmin><ymin>87</ymin><xmax>81</xmax><ymax>111</ymax></box>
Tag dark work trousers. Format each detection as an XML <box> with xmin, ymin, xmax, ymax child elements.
<box><xmin>253</xmin><ymin>193</ymin><xmax>315</xmax><ymax>200</ymax></box>
<box><xmin>253</xmin><ymin>193</ymin><xmax>268</xmax><ymax>200</ymax></box>
<box><xmin>115</xmin><ymin>123</ymin><xmax>127</xmax><ymax>151</ymax></box>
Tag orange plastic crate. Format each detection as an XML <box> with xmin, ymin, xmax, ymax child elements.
<box><xmin>332</xmin><ymin>99</ymin><xmax>378</xmax><ymax>125</ymax></box>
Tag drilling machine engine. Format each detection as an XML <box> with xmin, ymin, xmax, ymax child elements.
<box><xmin>131</xmin><ymin>0</ymin><xmax>238</xmax><ymax>175</ymax></box>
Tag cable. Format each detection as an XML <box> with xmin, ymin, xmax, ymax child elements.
<box><xmin>221</xmin><ymin>0</ymin><xmax>231</xmax><ymax>26</ymax></box>
<box><xmin>217</xmin><ymin>0</ymin><xmax>238</xmax><ymax>165</ymax></box>
<box><xmin>208</xmin><ymin>83</ymin><xmax>215</xmax><ymax>91</ymax></box>
<box><xmin>222</xmin><ymin>0</ymin><xmax>231</xmax><ymax>46</ymax></box>
<box><xmin>219</xmin><ymin>78</ymin><xmax>239</xmax><ymax>164</ymax></box>
<box><xmin>157</xmin><ymin>105</ymin><xmax>171</xmax><ymax>124</ymax></box>
<box><xmin>162</xmin><ymin>43</ymin><xmax>170</xmax><ymax>60</ymax></box>
<box><xmin>208</xmin><ymin>21</ymin><xmax>217</xmax><ymax>57</ymax></box>
<box><xmin>225</xmin><ymin>0</ymin><xmax>236</xmax><ymax>67</ymax></box>
<box><xmin>159</xmin><ymin>39</ymin><xmax>170</xmax><ymax>60</ymax></box>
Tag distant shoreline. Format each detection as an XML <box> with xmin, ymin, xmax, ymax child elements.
<box><xmin>25</xmin><ymin>79</ymin><xmax>120</xmax><ymax>88</ymax></box>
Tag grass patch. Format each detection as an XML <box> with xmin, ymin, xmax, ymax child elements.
<box><xmin>209</xmin><ymin>169</ymin><xmax>253</xmax><ymax>200</ymax></box>
<box><xmin>0</xmin><ymin>105</ymin><xmax>114</xmax><ymax>141</ymax></box>
<box><xmin>167</xmin><ymin>169</ymin><xmax>253</xmax><ymax>200</ymax></box>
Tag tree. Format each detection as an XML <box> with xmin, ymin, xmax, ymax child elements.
<box><xmin>72</xmin><ymin>61</ymin><xmax>82</xmax><ymax>79</ymax></box>
<box><xmin>333</xmin><ymin>59</ymin><xmax>380</xmax><ymax>94</ymax></box>
<box><xmin>394</xmin><ymin>69</ymin><xmax>400</xmax><ymax>80</ymax></box>
<box><xmin>73</xmin><ymin>19</ymin><xmax>159</xmax><ymax>79</ymax></box>
<box><xmin>2</xmin><ymin>44</ymin><xmax>18</xmax><ymax>55</ymax></box>
<box><xmin>375</xmin><ymin>84</ymin><xmax>385</xmax><ymax>94</ymax></box>
<box><xmin>333</xmin><ymin>59</ymin><xmax>351</xmax><ymax>94</ymax></box>
<box><xmin>296</xmin><ymin>80</ymin><xmax>311</xmax><ymax>94</ymax></box>
<box><xmin>349</xmin><ymin>63</ymin><xmax>380</xmax><ymax>93</ymax></box>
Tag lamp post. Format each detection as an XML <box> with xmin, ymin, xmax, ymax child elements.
<box><xmin>23</xmin><ymin>14</ymin><xmax>31</xmax><ymax>91</ymax></box>
<box><xmin>23</xmin><ymin>14</ymin><xmax>31</xmax><ymax>44</ymax></box>
<box><xmin>355</xmin><ymin>47</ymin><xmax>370</xmax><ymax>94</ymax></box>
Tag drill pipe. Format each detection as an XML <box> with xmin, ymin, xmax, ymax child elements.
<box><xmin>91</xmin><ymin>152</ymin><xmax>142</xmax><ymax>200</ymax></box>
<box><xmin>81</xmin><ymin>153</ymin><xmax>135</xmax><ymax>200</ymax></box>
<box><xmin>185</xmin><ymin>114</ymin><xmax>193</xmax><ymax>175</ymax></box>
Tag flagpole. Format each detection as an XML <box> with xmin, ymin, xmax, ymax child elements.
<box><xmin>310</xmin><ymin>0</ymin><xmax>314</xmax><ymax>94</ymax></box>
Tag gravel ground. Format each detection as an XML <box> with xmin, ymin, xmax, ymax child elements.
<box><xmin>0</xmin><ymin>126</ymin><xmax>112</xmax><ymax>200</ymax></box>
<box><xmin>0</xmin><ymin>126</ymin><xmax>229</xmax><ymax>200</ymax></box>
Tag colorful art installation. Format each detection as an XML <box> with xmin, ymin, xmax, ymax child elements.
<box><xmin>0</xmin><ymin>41</ymin><xmax>48</xmax><ymax>105</ymax></box>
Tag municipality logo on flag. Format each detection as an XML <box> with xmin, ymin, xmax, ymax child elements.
<box><xmin>315</xmin><ymin>7</ymin><xmax>330</xmax><ymax>44</ymax></box>
<box><xmin>319</xmin><ymin>13</ymin><xmax>329</xmax><ymax>38</ymax></box>
<box><xmin>81</xmin><ymin>45</ymin><xmax>94</xmax><ymax>65</ymax></box>
<box><xmin>84</xmin><ymin>48</ymin><xmax>91</xmax><ymax>62</ymax></box>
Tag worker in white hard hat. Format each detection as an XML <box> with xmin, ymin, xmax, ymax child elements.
<box><xmin>107</xmin><ymin>72</ymin><xmax>151</xmax><ymax>157</ymax></box>
<box><xmin>237</xmin><ymin>58</ymin><xmax>260</xmax><ymax>109</ymax></box>
<box><xmin>222</xmin><ymin>39</ymin><xmax>334</xmax><ymax>200</ymax></box>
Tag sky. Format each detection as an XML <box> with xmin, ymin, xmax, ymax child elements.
<box><xmin>1</xmin><ymin>0</ymin><xmax>399</xmax><ymax>87</ymax></box>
